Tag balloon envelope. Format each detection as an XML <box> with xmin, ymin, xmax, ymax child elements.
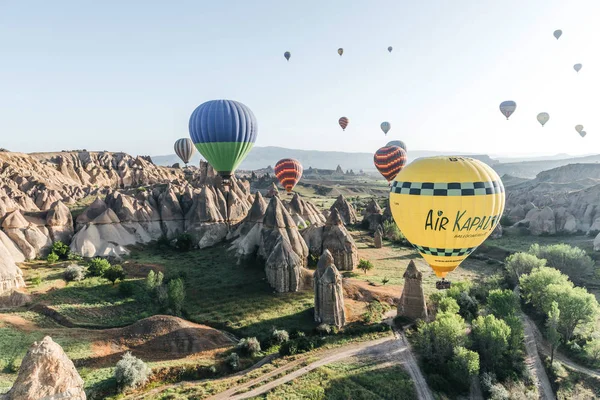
<box><xmin>386</xmin><ymin>140</ymin><xmax>407</xmax><ymax>152</ymax></box>
<box><xmin>574</xmin><ymin>63</ymin><xmax>582</xmax><ymax>72</ymax></box>
<box><xmin>553</xmin><ymin>29</ymin><xmax>562</xmax><ymax>39</ymax></box>
<box><xmin>388</xmin><ymin>46</ymin><xmax>393</xmax><ymax>53</ymax></box>
<box><xmin>339</xmin><ymin>117</ymin><xmax>349</xmax><ymax>131</ymax></box>
<box><xmin>174</xmin><ymin>138</ymin><xmax>195</xmax><ymax>165</ymax></box>
<box><xmin>189</xmin><ymin>99</ymin><xmax>257</xmax><ymax>179</ymax></box>
<box><xmin>499</xmin><ymin>101</ymin><xmax>517</xmax><ymax>120</ymax></box>
<box><xmin>374</xmin><ymin>145</ymin><xmax>407</xmax><ymax>182</ymax></box>
<box><xmin>338</xmin><ymin>48</ymin><xmax>344</xmax><ymax>56</ymax></box>
<box><xmin>537</xmin><ymin>112</ymin><xmax>550</xmax><ymax>127</ymax></box>
<box><xmin>580</xmin><ymin>131</ymin><xmax>587</xmax><ymax>138</ymax></box>
<box><xmin>389</xmin><ymin>156</ymin><xmax>505</xmax><ymax>278</ymax></box>
<box><xmin>575</xmin><ymin>125</ymin><xmax>584</xmax><ymax>133</ymax></box>
<box><xmin>380</xmin><ymin>121</ymin><xmax>391</xmax><ymax>135</ymax></box>
<box><xmin>275</xmin><ymin>158</ymin><xmax>303</xmax><ymax>193</ymax></box>
<box><xmin>284</xmin><ymin>51</ymin><xmax>291</xmax><ymax>61</ymax></box>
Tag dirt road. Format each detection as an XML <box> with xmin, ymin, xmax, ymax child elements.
<box><xmin>521</xmin><ymin>313</ymin><xmax>556</xmax><ymax>400</ymax></box>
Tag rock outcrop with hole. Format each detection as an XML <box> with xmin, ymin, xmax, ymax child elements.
<box><xmin>301</xmin><ymin>208</ymin><xmax>358</xmax><ymax>271</ymax></box>
<box><xmin>4</xmin><ymin>336</ymin><xmax>86</xmax><ymax>400</ymax></box>
<box><xmin>329</xmin><ymin>195</ymin><xmax>358</xmax><ymax>225</ymax></box>
<box><xmin>314</xmin><ymin>250</ymin><xmax>346</xmax><ymax>328</ymax></box>
<box><xmin>398</xmin><ymin>260</ymin><xmax>427</xmax><ymax>320</ymax></box>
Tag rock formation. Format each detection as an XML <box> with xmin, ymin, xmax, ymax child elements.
<box><xmin>361</xmin><ymin>199</ymin><xmax>383</xmax><ymax>231</ymax></box>
<box><xmin>302</xmin><ymin>208</ymin><xmax>358</xmax><ymax>271</ymax></box>
<box><xmin>285</xmin><ymin>194</ymin><xmax>326</xmax><ymax>228</ymax></box>
<box><xmin>265</xmin><ymin>237</ymin><xmax>304</xmax><ymax>293</ymax></box>
<box><xmin>265</xmin><ymin>182</ymin><xmax>279</xmax><ymax>198</ymax></box>
<box><xmin>314</xmin><ymin>250</ymin><xmax>346</xmax><ymax>328</ymax></box>
<box><xmin>398</xmin><ymin>260</ymin><xmax>427</xmax><ymax>320</ymax></box>
<box><xmin>374</xmin><ymin>225</ymin><xmax>383</xmax><ymax>248</ymax></box>
<box><xmin>329</xmin><ymin>195</ymin><xmax>358</xmax><ymax>225</ymax></box>
<box><xmin>4</xmin><ymin>336</ymin><xmax>86</xmax><ymax>400</ymax></box>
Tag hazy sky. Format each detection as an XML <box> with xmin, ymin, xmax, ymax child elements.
<box><xmin>1</xmin><ymin>0</ymin><xmax>599</xmax><ymax>157</ymax></box>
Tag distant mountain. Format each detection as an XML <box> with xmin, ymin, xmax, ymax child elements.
<box><xmin>152</xmin><ymin>146</ymin><xmax>498</xmax><ymax>171</ymax></box>
<box><xmin>492</xmin><ymin>154</ymin><xmax>600</xmax><ymax>179</ymax></box>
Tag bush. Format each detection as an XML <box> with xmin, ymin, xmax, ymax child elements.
<box><xmin>363</xmin><ymin>300</ymin><xmax>389</xmax><ymax>323</ymax></box>
<box><xmin>167</xmin><ymin>278</ymin><xmax>185</xmax><ymax>316</ymax></box>
<box><xmin>489</xmin><ymin>383</ymin><xmax>510</xmax><ymax>400</ymax></box>
<box><xmin>87</xmin><ymin>258</ymin><xmax>111</xmax><ymax>277</ymax></box>
<box><xmin>505</xmin><ymin>252</ymin><xmax>546</xmax><ymax>285</ymax></box>
<box><xmin>114</xmin><ymin>352</ymin><xmax>151</xmax><ymax>391</ymax></box>
<box><xmin>382</xmin><ymin>220</ymin><xmax>404</xmax><ymax>243</ymax></box>
<box><xmin>382</xmin><ymin>277</ymin><xmax>390</xmax><ymax>285</ymax></box>
<box><xmin>437</xmin><ymin>297</ymin><xmax>460</xmax><ymax>314</ymax></box>
<box><xmin>529</xmin><ymin>243</ymin><xmax>594</xmax><ymax>284</ymax></box>
<box><xmin>271</xmin><ymin>329</ymin><xmax>289</xmax><ymax>344</ymax></box>
<box><xmin>103</xmin><ymin>265</ymin><xmax>126</xmax><ymax>285</ymax></box>
<box><xmin>119</xmin><ymin>281</ymin><xmax>136</xmax><ymax>297</ymax></box>
<box><xmin>30</xmin><ymin>276</ymin><xmax>42</xmax><ymax>286</ymax></box>
<box><xmin>67</xmin><ymin>252</ymin><xmax>84</xmax><ymax>262</ymax></box>
<box><xmin>51</xmin><ymin>241</ymin><xmax>70</xmax><ymax>259</ymax></box>
<box><xmin>358</xmin><ymin>259</ymin><xmax>374</xmax><ymax>275</ymax></box>
<box><xmin>63</xmin><ymin>265</ymin><xmax>85</xmax><ymax>283</ymax></box>
<box><xmin>6</xmin><ymin>357</ymin><xmax>21</xmax><ymax>373</ymax></box>
<box><xmin>237</xmin><ymin>337</ymin><xmax>261</xmax><ymax>356</ymax></box>
<box><xmin>316</xmin><ymin>323</ymin><xmax>331</xmax><ymax>335</ymax></box>
<box><xmin>46</xmin><ymin>252</ymin><xmax>59</xmax><ymax>265</ymax></box>
<box><xmin>225</xmin><ymin>353</ymin><xmax>240</xmax><ymax>371</ymax></box>
<box><xmin>448</xmin><ymin>346</ymin><xmax>480</xmax><ymax>392</ymax></box>
<box><xmin>174</xmin><ymin>233</ymin><xmax>194</xmax><ymax>252</ymax></box>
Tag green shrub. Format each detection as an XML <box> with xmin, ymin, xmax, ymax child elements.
<box><xmin>279</xmin><ymin>340</ymin><xmax>299</xmax><ymax>356</ymax></box>
<box><xmin>225</xmin><ymin>353</ymin><xmax>240</xmax><ymax>371</ymax></box>
<box><xmin>46</xmin><ymin>252</ymin><xmax>59</xmax><ymax>265</ymax></box>
<box><xmin>87</xmin><ymin>258</ymin><xmax>111</xmax><ymax>277</ymax></box>
<box><xmin>67</xmin><ymin>252</ymin><xmax>84</xmax><ymax>262</ymax></box>
<box><xmin>103</xmin><ymin>265</ymin><xmax>126</xmax><ymax>285</ymax></box>
<box><xmin>363</xmin><ymin>300</ymin><xmax>389</xmax><ymax>323</ymax></box>
<box><xmin>63</xmin><ymin>265</ymin><xmax>85</xmax><ymax>283</ymax></box>
<box><xmin>30</xmin><ymin>276</ymin><xmax>42</xmax><ymax>286</ymax></box>
<box><xmin>174</xmin><ymin>233</ymin><xmax>194</xmax><ymax>252</ymax></box>
<box><xmin>437</xmin><ymin>297</ymin><xmax>460</xmax><ymax>314</ymax></box>
<box><xmin>382</xmin><ymin>220</ymin><xmax>404</xmax><ymax>243</ymax></box>
<box><xmin>358</xmin><ymin>259</ymin><xmax>374</xmax><ymax>275</ymax></box>
<box><xmin>528</xmin><ymin>243</ymin><xmax>594</xmax><ymax>284</ymax></box>
<box><xmin>316</xmin><ymin>323</ymin><xmax>331</xmax><ymax>335</ymax></box>
<box><xmin>119</xmin><ymin>281</ymin><xmax>136</xmax><ymax>297</ymax></box>
<box><xmin>237</xmin><ymin>337</ymin><xmax>261</xmax><ymax>356</ymax></box>
<box><xmin>114</xmin><ymin>352</ymin><xmax>151</xmax><ymax>391</ymax></box>
<box><xmin>505</xmin><ymin>252</ymin><xmax>546</xmax><ymax>285</ymax></box>
<box><xmin>382</xmin><ymin>277</ymin><xmax>390</xmax><ymax>285</ymax></box>
<box><xmin>271</xmin><ymin>329</ymin><xmax>289</xmax><ymax>344</ymax></box>
<box><xmin>448</xmin><ymin>346</ymin><xmax>480</xmax><ymax>392</ymax></box>
<box><xmin>167</xmin><ymin>278</ymin><xmax>185</xmax><ymax>316</ymax></box>
<box><xmin>51</xmin><ymin>241</ymin><xmax>70</xmax><ymax>259</ymax></box>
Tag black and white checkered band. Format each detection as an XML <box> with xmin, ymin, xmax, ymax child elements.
<box><xmin>413</xmin><ymin>244</ymin><xmax>477</xmax><ymax>257</ymax></box>
<box><xmin>390</xmin><ymin>180</ymin><xmax>504</xmax><ymax>196</ymax></box>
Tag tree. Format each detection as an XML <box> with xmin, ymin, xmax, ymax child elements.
<box><xmin>529</xmin><ymin>243</ymin><xmax>594</xmax><ymax>284</ymax></box>
<box><xmin>449</xmin><ymin>346</ymin><xmax>480</xmax><ymax>392</ymax></box>
<box><xmin>145</xmin><ymin>270</ymin><xmax>156</xmax><ymax>291</ymax></box>
<box><xmin>438</xmin><ymin>297</ymin><xmax>460</xmax><ymax>314</ymax></box>
<box><xmin>87</xmin><ymin>258</ymin><xmax>111</xmax><ymax>277</ymax></box>
<box><xmin>358</xmin><ymin>259</ymin><xmax>374</xmax><ymax>275</ymax></box>
<box><xmin>487</xmin><ymin>289</ymin><xmax>519</xmax><ymax>318</ymax></box>
<box><xmin>237</xmin><ymin>337</ymin><xmax>261</xmax><ymax>356</ymax></box>
<box><xmin>546</xmin><ymin>301</ymin><xmax>561</xmax><ymax>365</ymax></box>
<box><xmin>51</xmin><ymin>241</ymin><xmax>70</xmax><ymax>260</ymax></box>
<box><xmin>46</xmin><ymin>253</ymin><xmax>59</xmax><ymax>265</ymax></box>
<box><xmin>103</xmin><ymin>265</ymin><xmax>126</xmax><ymax>285</ymax></box>
<box><xmin>519</xmin><ymin>267</ymin><xmax>572</xmax><ymax>313</ymax></box>
<box><xmin>549</xmin><ymin>284</ymin><xmax>599</xmax><ymax>342</ymax></box>
<box><xmin>414</xmin><ymin>312</ymin><xmax>467</xmax><ymax>366</ymax></box>
<box><xmin>114</xmin><ymin>352</ymin><xmax>151</xmax><ymax>391</ymax></box>
<box><xmin>471</xmin><ymin>315</ymin><xmax>511</xmax><ymax>374</ymax></box>
<box><xmin>167</xmin><ymin>278</ymin><xmax>185</xmax><ymax>316</ymax></box>
<box><xmin>505</xmin><ymin>252</ymin><xmax>546</xmax><ymax>284</ymax></box>
<box><xmin>584</xmin><ymin>338</ymin><xmax>600</xmax><ymax>362</ymax></box>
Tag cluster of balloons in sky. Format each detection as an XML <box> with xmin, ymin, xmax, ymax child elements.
<box><xmin>173</xmin><ymin>99</ymin><xmax>505</xmax><ymax>287</ymax></box>
<box><xmin>499</xmin><ymin>29</ymin><xmax>586</xmax><ymax>138</ymax></box>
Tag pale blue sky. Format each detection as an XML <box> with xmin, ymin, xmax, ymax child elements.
<box><xmin>1</xmin><ymin>0</ymin><xmax>599</xmax><ymax>157</ymax></box>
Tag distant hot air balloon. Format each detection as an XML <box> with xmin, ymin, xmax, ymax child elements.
<box><xmin>189</xmin><ymin>99</ymin><xmax>257</xmax><ymax>182</ymax></box>
<box><xmin>574</xmin><ymin>63</ymin><xmax>582</xmax><ymax>73</ymax></box>
<box><xmin>374</xmin><ymin>145</ymin><xmax>406</xmax><ymax>182</ymax></box>
<box><xmin>275</xmin><ymin>158</ymin><xmax>303</xmax><ymax>193</ymax></box>
<box><xmin>386</xmin><ymin>140</ymin><xmax>407</xmax><ymax>152</ymax></box>
<box><xmin>380</xmin><ymin>121</ymin><xmax>391</xmax><ymax>135</ymax></box>
<box><xmin>580</xmin><ymin>131</ymin><xmax>587</xmax><ymax>138</ymax></box>
<box><xmin>499</xmin><ymin>101</ymin><xmax>517</xmax><ymax>120</ymax></box>
<box><xmin>338</xmin><ymin>48</ymin><xmax>344</xmax><ymax>56</ymax></box>
<box><xmin>174</xmin><ymin>138</ymin><xmax>195</xmax><ymax>165</ymax></box>
<box><xmin>284</xmin><ymin>51</ymin><xmax>291</xmax><ymax>61</ymax></box>
<box><xmin>553</xmin><ymin>29</ymin><xmax>562</xmax><ymax>40</ymax></box>
<box><xmin>389</xmin><ymin>156</ymin><xmax>505</xmax><ymax>284</ymax></box>
<box><xmin>537</xmin><ymin>112</ymin><xmax>550</xmax><ymax>127</ymax></box>
<box><xmin>576</xmin><ymin>125</ymin><xmax>584</xmax><ymax>133</ymax></box>
<box><xmin>388</xmin><ymin>46</ymin><xmax>393</xmax><ymax>53</ymax></box>
<box><xmin>339</xmin><ymin>117</ymin><xmax>349</xmax><ymax>131</ymax></box>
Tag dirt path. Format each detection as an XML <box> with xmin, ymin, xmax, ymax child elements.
<box><xmin>394</xmin><ymin>331</ymin><xmax>434</xmax><ymax>400</ymax></box>
<box><xmin>0</xmin><ymin>313</ymin><xmax>37</xmax><ymax>331</ymax></box>
<box><xmin>521</xmin><ymin>313</ymin><xmax>556</xmax><ymax>400</ymax></box>
<box><xmin>469</xmin><ymin>376</ymin><xmax>484</xmax><ymax>400</ymax></box>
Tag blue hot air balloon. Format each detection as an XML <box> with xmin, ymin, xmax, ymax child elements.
<box><xmin>189</xmin><ymin>100</ymin><xmax>258</xmax><ymax>180</ymax></box>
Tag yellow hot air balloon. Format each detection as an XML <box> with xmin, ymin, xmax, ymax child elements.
<box><xmin>389</xmin><ymin>156</ymin><xmax>505</xmax><ymax>282</ymax></box>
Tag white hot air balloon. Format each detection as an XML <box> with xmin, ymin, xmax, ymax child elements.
<box><xmin>174</xmin><ymin>138</ymin><xmax>195</xmax><ymax>165</ymax></box>
<box><xmin>553</xmin><ymin>30</ymin><xmax>562</xmax><ymax>40</ymax></box>
<box><xmin>575</xmin><ymin>125</ymin><xmax>584</xmax><ymax>133</ymax></box>
<box><xmin>574</xmin><ymin>63</ymin><xmax>582</xmax><ymax>73</ymax></box>
<box><xmin>499</xmin><ymin>101</ymin><xmax>517</xmax><ymax>120</ymax></box>
<box><xmin>580</xmin><ymin>131</ymin><xmax>587</xmax><ymax>138</ymax></box>
<box><xmin>537</xmin><ymin>112</ymin><xmax>550</xmax><ymax>127</ymax></box>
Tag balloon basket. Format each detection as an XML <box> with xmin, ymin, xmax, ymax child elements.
<box><xmin>435</xmin><ymin>278</ymin><xmax>451</xmax><ymax>290</ymax></box>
